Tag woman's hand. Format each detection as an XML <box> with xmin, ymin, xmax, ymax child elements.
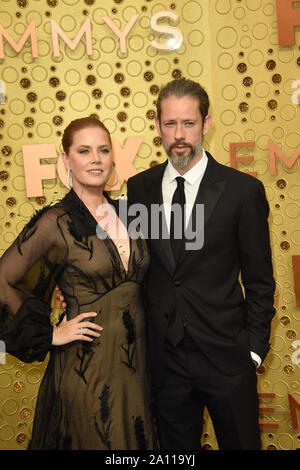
<box><xmin>52</xmin><ymin>312</ymin><xmax>103</xmax><ymax>346</ymax></box>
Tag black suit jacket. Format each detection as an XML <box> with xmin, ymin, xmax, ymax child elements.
<box><xmin>127</xmin><ymin>152</ymin><xmax>275</xmax><ymax>384</ymax></box>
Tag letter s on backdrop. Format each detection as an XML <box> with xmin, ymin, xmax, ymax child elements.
<box><xmin>150</xmin><ymin>11</ymin><xmax>183</xmax><ymax>51</ymax></box>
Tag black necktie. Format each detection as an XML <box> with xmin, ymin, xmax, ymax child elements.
<box><xmin>170</xmin><ymin>176</ymin><xmax>186</xmax><ymax>263</ymax></box>
<box><xmin>165</xmin><ymin>177</ymin><xmax>186</xmax><ymax>346</ymax></box>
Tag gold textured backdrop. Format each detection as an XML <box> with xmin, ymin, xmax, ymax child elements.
<box><xmin>0</xmin><ymin>0</ymin><xmax>300</xmax><ymax>450</ymax></box>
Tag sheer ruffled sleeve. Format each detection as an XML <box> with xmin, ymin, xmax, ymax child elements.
<box><xmin>0</xmin><ymin>206</ymin><xmax>67</xmax><ymax>362</ymax></box>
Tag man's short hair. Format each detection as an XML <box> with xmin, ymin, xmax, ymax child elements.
<box><xmin>156</xmin><ymin>78</ymin><xmax>210</xmax><ymax>123</ymax></box>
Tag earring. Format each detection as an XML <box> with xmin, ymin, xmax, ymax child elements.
<box><xmin>105</xmin><ymin>166</ymin><xmax>119</xmax><ymax>188</ymax></box>
<box><xmin>68</xmin><ymin>168</ymin><xmax>72</xmax><ymax>188</ymax></box>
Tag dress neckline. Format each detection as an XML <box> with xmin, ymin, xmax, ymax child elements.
<box><xmin>61</xmin><ymin>189</ymin><xmax>131</xmax><ymax>274</ymax></box>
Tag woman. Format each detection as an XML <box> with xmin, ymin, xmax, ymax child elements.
<box><xmin>0</xmin><ymin>117</ymin><xmax>156</xmax><ymax>450</ymax></box>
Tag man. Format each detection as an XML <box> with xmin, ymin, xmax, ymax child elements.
<box><xmin>126</xmin><ymin>78</ymin><xmax>275</xmax><ymax>450</ymax></box>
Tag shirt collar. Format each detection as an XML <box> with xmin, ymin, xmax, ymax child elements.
<box><xmin>165</xmin><ymin>150</ymin><xmax>208</xmax><ymax>185</ymax></box>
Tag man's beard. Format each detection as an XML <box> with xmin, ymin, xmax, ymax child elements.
<box><xmin>163</xmin><ymin>141</ymin><xmax>203</xmax><ymax>169</ymax></box>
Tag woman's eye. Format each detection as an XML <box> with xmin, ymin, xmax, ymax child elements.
<box><xmin>100</xmin><ymin>148</ymin><xmax>110</xmax><ymax>154</ymax></box>
<box><xmin>79</xmin><ymin>149</ymin><xmax>88</xmax><ymax>154</ymax></box>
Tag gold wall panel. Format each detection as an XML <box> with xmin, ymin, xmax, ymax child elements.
<box><xmin>0</xmin><ymin>0</ymin><xmax>300</xmax><ymax>450</ymax></box>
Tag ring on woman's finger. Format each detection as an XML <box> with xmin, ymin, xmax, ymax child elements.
<box><xmin>78</xmin><ymin>327</ymin><xmax>83</xmax><ymax>335</ymax></box>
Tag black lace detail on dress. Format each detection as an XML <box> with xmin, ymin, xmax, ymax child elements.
<box><xmin>68</xmin><ymin>263</ymin><xmax>99</xmax><ymax>293</ymax></box>
<box><xmin>135</xmin><ymin>236</ymin><xmax>145</xmax><ymax>264</ymax></box>
<box><xmin>17</xmin><ymin>205</ymin><xmax>53</xmax><ymax>255</ymax></box>
<box><xmin>61</xmin><ymin>189</ymin><xmax>98</xmax><ymax>238</ymax></box>
<box><xmin>134</xmin><ymin>416</ymin><xmax>149</xmax><ymax>450</ymax></box>
<box><xmin>121</xmin><ymin>308</ymin><xmax>136</xmax><ymax>372</ymax></box>
<box><xmin>94</xmin><ymin>384</ymin><xmax>112</xmax><ymax>450</ymax></box>
<box><xmin>74</xmin><ymin>342</ymin><xmax>95</xmax><ymax>384</ymax></box>
<box><xmin>130</xmin><ymin>237</ymin><xmax>146</xmax><ymax>276</ymax></box>
<box><xmin>103</xmin><ymin>237</ymin><xmax>123</xmax><ymax>279</ymax></box>
<box><xmin>67</xmin><ymin>220</ymin><xmax>94</xmax><ymax>260</ymax></box>
<box><xmin>68</xmin><ymin>262</ymin><xmax>115</xmax><ymax>302</ymax></box>
<box><xmin>32</xmin><ymin>262</ymin><xmax>52</xmax><ymax>297</ymax></box>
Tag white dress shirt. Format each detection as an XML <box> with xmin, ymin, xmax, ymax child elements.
<box><xmin>161</xmin><ymin>151</ymin><xmax>261</xmax><ymax>369</ymax></box>
<box><xmin>162</xmin><ymin>151</ymin><xmax>208</xmax><ymax>232</ymax></box>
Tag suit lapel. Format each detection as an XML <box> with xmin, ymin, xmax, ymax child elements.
<box><xmin>144</xmin><ymin>162</ymin><xmax>176</xmax><ymax>275</ymax></box>
<box><xmin>192</xmin><ymin>168</ymin><xmax>227</xmax><ymax>226</ymax></box>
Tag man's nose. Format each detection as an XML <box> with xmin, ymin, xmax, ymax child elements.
<box><xmin>174</xmin><ymin>124</ymin><xmax>185</xmax><ymax>140</ymax></box>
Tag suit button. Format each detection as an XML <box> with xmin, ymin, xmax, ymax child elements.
<box><xmin>174</xmin><ymin>280</ymin><xmax>181</xmax><ymax>287</ymax></box>
<box><xmin>164</xmin><ymin>313</ymin><xmax>169</xmax><ymax>319</ymax></box>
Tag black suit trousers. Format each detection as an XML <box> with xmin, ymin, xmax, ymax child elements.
<box><xmin>153</xmin><ymin>337</ymin><xmax>261</xmax><ymax>450</ymax></box>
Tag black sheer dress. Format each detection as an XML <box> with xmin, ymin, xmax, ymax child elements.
<box><xmin>0</xmin><ymin>189</ymin><xmax>155</xmax><ymax>450</ymax></box>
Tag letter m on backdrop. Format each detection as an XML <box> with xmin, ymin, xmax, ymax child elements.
<box><xmin>276</xmin><ymin>0</ymin><xmax>300</xmax><ymax>46</ymax></box>
<box><xmin>0</xmin><ymin>20</ymin><xmax>38</xmax><ymax>58</ymax></box>
<box><xmin>269</xmin><ymin>140</ymin><xmax>300</xmax><ymax>175</ymax></box>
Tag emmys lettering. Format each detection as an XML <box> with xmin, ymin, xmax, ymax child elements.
<box><xmin>0</xmin><ymin>11</ymin><xmax>183</xmax><ymax>59</ymax></box>
<box><xmin>0</xmin><ymin>0</ymin><xmax>296</xmax><ymax>56</ymax></box>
